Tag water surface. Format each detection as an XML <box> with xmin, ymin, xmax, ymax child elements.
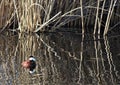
<box><xmin>0</xmin><ymin>31</ymin><xmax>120</xmax><ymax>85</ymax></box>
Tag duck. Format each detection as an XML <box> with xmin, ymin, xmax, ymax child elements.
<box><xmin>21</xmin><ymin>56</ymin><xmax>36</xmax><ymax>73</ymax></box>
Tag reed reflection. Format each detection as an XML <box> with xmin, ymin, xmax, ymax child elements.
<box><xmin>0</xmin><ymin>32</ymin><xmax>120</xmax><ymax>85</ymax></box>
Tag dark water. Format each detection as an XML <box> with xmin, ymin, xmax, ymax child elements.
<box><xmin>0</xmin><ymin>31</ymin><xmax>120</xmax><ymax>85</ymax></box>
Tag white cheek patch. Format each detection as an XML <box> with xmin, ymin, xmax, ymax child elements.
<box><xmin>29</xmin><ymin>57</ymin><xmax>36</xmax><ymax>61</ymax></box>
<box><xmin>29</xmin><ymin>70</ymin><xmax>35</xmax><ymax>74</ymax></box>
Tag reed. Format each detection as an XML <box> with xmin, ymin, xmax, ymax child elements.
<box><xmin>0</xmin><ymin>0</ymin><xmax>119</xmax><ymax>35</ymax></box>
<box><xmin>0</xmin><ymin>0</ymin><xmax>14</xmax><ymax>31</ymax></box>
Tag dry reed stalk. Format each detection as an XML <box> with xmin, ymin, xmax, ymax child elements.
<box><xmin>45</xmin><ymin>0</ymin><xmax>55</xmax><ymax>21</ymax></box>
<box><xmin>80</xmin><ymin>0</ymin><xmax>85</xmax><ymax>34</ymax></box>
<box><xmin>103</xmin><ymin>0</ymin><xmax>118</xmax><ymax>35</ymax></box>
<box><xmin>12</xmin><ymin>0</ymin><xmax>43</xmax><ymax>32</ymax></box>
<box><xmin>0</xmin><ymin>0</ymin><xmax>119</xmax><ymax>34</ymax></box>
<box><xmin>0</xmin><ymin>0</ymin><xmax>14</xmax><ymax>30</ymax></box>
<box><xmin>52</xmin><ymin>7</ymin><xmax>82</xmax><ymax>28</ymax></box>
<box><xmin>98</xmin><ymin>0</ymin><xmax>106</xmax><ymax>34</ymax></box>
<box><xmin>85</xmin><ymin>0</ymin><xmax>92</xmax><ymax>27</ymax></box>
<box><xmin>93</xmin><ymin>0</ymin><xmax>100</xmax><ymax>34</ymax></box>
<box><xmin>34</xmin><ymin>11</ymin><xmax>61</xmax><ymax>32</ymax></box>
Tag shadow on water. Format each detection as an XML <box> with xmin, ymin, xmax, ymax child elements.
<box><xmin>0</xmin><ymin>31</ymin><xmax>120</xmax><ymax>85</ymax></box>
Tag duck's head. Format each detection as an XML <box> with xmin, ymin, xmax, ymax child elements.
<box><xmin>22</xmin><ymin>56</ymin><xmax>36</xmax><ymax>73</ymax></box>
<box><xmin>22</xmin><ymin>60</ymin><xmax>30</xmax><ymax>68</ymax></box>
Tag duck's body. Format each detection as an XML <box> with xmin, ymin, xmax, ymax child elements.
<box><xmin>22</xmin><ymin>56</ymin><xmax>36</xmax><ymax>73</ymax></box>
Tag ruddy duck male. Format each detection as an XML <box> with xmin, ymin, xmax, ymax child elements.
<box><xmin>21</xmin><ymin>56</ymin><xmax>36</xmax><ymax>73</ymax></box>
